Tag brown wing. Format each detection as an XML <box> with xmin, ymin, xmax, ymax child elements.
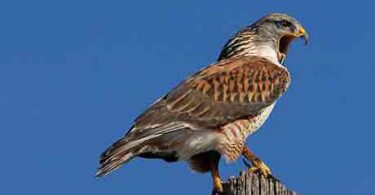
<box><xmin>97</xmin><ymin>56</ymin><xmax>291</xmax><ymax>177</ymax></box>
<box><xmin>132</xmin><ymin>56</ymin><xmax>290</xmax><ymax>133</ymax></box>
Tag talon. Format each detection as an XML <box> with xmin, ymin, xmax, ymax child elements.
<box><xmin>242</xmin><ymin>147</ymin><xmax>272</xmax><ymax>176</ymax></box>
<box><xmin>247</xmin><ymin>158</ymin><xmax>272</xmax><ymax>176</ymax></box>
<box><xmin>248</xmin><ymin>166</ymin><xmax>259</xmax><ymax>173</ymax></box>
<box><xmin>214</xmin><ymin>178</ymin><xmax>223</xmax><ymax>193</ymax></box>
<box><xmin>211</xmin><ymin>179</ymin><xmax>223</xmax><ymax>195</ymax></box>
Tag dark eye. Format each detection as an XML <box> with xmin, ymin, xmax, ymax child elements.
<box><xmin>277</xmin><ymin>20</ymin><xmax>291</xmax><ymax>28</ymax></box>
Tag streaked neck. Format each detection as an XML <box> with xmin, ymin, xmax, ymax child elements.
<box><xmin>218</xmin><ymin>28</ymin><xmax>282</xmax><ymax>66</ymax></box>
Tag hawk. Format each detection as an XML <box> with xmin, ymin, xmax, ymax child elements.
<box><xmin>97</xmin><ymin>13</ymin><xmax>308</xmax><ymax>193</ymax></box>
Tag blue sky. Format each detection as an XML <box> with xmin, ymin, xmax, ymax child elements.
<box><xmin>1</xmin><ymin>0</ymin><xmax>375</xmax><ymax>194</ymax></box>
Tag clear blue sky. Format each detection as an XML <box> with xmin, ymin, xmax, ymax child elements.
<box><xmin>1</xmin><ymin>0</ymin><xmax>374</xmax><ymax>195</ymax></box>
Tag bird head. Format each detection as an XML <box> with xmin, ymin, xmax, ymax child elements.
<box><xmin>254</xmin><ymin>13</ymin><xmax>308</xmax><ymax>63</ymax></box>
<box><xmin>218</xmin><ymin>13</ymin><xmax>308</xmax><ymax>64</ymax></box>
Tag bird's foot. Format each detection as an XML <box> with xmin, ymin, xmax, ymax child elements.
<box><xmin>244</xmin><ymin>157</ymin><xmax>272</xmax><ymax>177</ymax></box>
<box><xmin>211</xmin><ymin>178</ymin><xmax>223</xmax><ymax>195</ymax></box>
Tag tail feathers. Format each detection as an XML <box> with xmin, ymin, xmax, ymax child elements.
<box><xmin>96</xmin><ymin>152</ymin><xmax>135</xmax><ymax>177</ymax></box>
<box><xmin>96</xmin><ymin>135</ymin><xmax>157</xmax><ymax>177</ymax></box>
<box><xmin>96</xmin><ymin>123</ymin><xmax>188</xmax><ymax>177</ymax></box>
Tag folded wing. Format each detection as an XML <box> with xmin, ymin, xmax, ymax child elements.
<box><xmin>133</xmin><ymin>56</ymin><xmax>290</xmax><ymax>132</ymax></box>
<box><xmin>97</xmin><ymin>56</ymin><xmax>290</xmax><ymax>176</ymax></box>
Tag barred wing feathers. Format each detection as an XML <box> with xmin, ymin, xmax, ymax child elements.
<box><xmin>97</xmin><ymin>56</ymin><xmax>290</xmax><ymax>176</ymax></box>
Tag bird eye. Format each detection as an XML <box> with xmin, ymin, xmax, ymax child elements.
<box><xmin>276</xmin><ymin>20</ymin><xmax>290</xmax><ymax>28</ymax></box>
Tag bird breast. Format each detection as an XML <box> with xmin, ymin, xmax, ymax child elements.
<box><xmin>170</xmin><ymin>103</ymin><xmax>276</xmax><ymax>162</ymax></box>
<box><xmin>216</xmin><ymin>103</ymin><xmax>276</xmax><ymax>162</ymax></box>
<box><xmin>248</xmin><ymin>103</ymin><xmax>276</xmax><ymax>132</ymax></box>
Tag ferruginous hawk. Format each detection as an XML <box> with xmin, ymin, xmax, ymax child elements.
<box><xmin>97</xmin><ymin>13</ymin><xmax>308</xmax><ymax>193</ymax></box>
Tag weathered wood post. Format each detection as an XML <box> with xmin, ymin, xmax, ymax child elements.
<box><xmin>222</xmin><ymin>171</ymin><xmax>299</xmax><ymax>195</ymax></box>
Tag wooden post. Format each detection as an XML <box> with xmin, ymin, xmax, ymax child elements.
<box><xmin>222</xmin><ymin>171</ymin><xmax>299</xmax><ymax>195</ymax></box>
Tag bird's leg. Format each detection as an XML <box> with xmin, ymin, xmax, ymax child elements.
<box><xmin>209</xmin><ymin>152</ymin><xmax>223</xmax><ymax>195</ymax></box>
<box><xmin>242</xmin><ymin>146</ymin><xmax>272</xmax><ymax>176</ymax></box>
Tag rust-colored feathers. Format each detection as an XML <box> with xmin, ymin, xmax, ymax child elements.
<box><xmin>97</xmin><ymin>56</ymin><xmax>290</xmax><ymax>176</ymax></box>
<box><xmin>134</xmin><ymin>56</ymin><xmax>290</xmax><ymax>129</ymax></box>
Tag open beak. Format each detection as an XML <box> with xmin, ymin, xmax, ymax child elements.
<box><xmin>278</xmin><ymin>26</ymin><xmax>308</xmax><ymax>64</ymax></box>
<box><xmin>295</xmin><ymin>27</ymin><xmax>309</xmax><ymax>45</ymax></box>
